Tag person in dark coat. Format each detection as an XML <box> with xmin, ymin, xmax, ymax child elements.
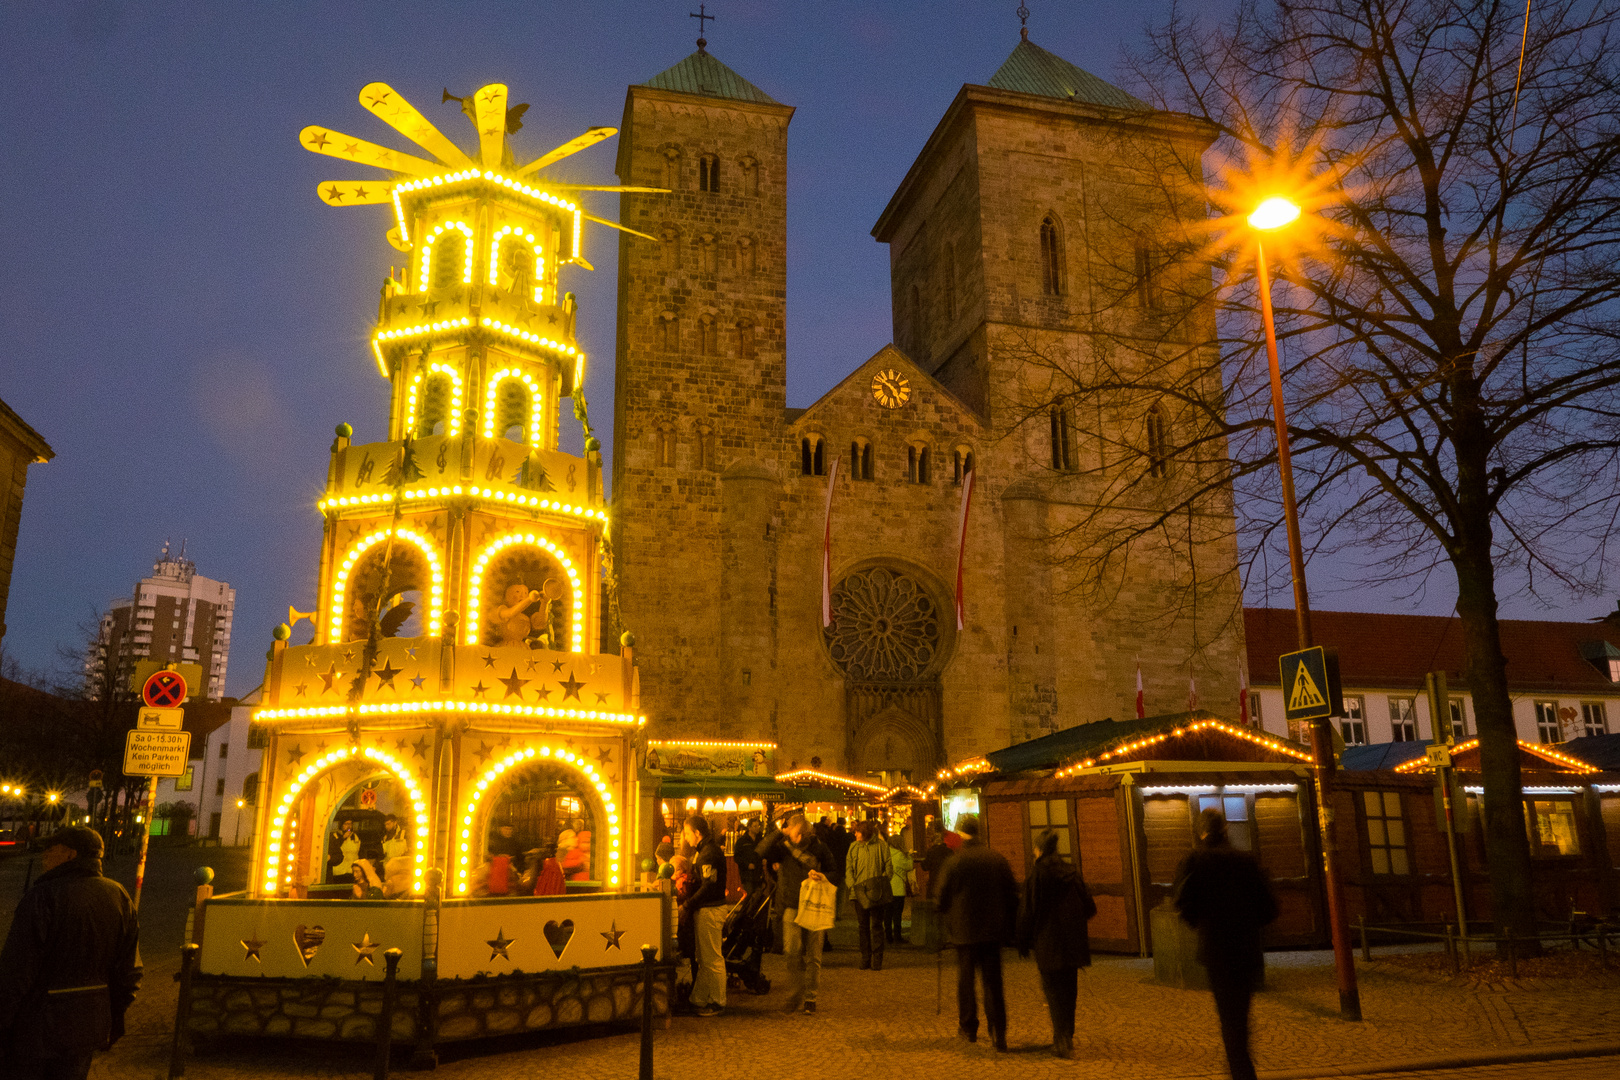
<box><xmin>1173</xmin><ymin>809</ymin><xmax>1279</xmax><ymax>1080</ymax></box>
<box><xmin>733</xmin><ymin>818</ymin><xmax>765</xmax><ymax>895</ymax></box>
<box><xmin>934</xmin><ymin>813</ymin><xmax>1018</xmax><ymax>1050</ymax></box>
<box><xmin>0</xmin><ymin>826</ymin><xmax>142</xmax><ymax>1080</ymax></box>
<box><xmin>1017</xmin><ymin>829</ymin><xmax>1097</xmax><ymax>1059</ymax></box>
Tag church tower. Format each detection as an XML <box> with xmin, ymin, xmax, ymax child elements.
<box><xmin>872</xmin><ymin>35</ymin><xmax>1247</xmax><ymax>733</ymax></box>
<box><xmin>612</xmin><ymin>47</ymin><xmax>795</xmax><ymax>739</ymax></box>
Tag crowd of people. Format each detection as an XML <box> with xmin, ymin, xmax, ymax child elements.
<box><xmin>649</xmin><ymin>805</ymin><xmax>1275</xmax><ymax>1074</ymax></box>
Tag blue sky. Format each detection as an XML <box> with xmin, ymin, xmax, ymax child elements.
<box><xmin>1</xmin><ymin>1</ymin><xmax>1607</xmax><ymax>696</ymax></box>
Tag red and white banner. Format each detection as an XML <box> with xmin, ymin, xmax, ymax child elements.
<box><xmin>954</xmin><ymin>467</ymin><xmax>975</xmax><ymax>631</ymax></box>
<box><xmin>1135</xmin><ymin>664</ymin><xmax>1146</xmax><ymax>719</ymax></box>
<box><xmin>1188</xmin><ymin>676</ymin><xmax>1198</xmax><ymax>712</ymax></box>
<box><xmin>1238</xmin><ymin>664</ymin><xmax>1250</xmax><ymax>725</ymax></box>
<box><xmin>820</xmin><ymin>455</ymin><xmax>840</xmax><ymax>628</ymax></box>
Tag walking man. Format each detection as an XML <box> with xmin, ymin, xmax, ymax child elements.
<box><xmin>935</xmin><ymin>813</ymin><xmax>1017</xmax><ymax>1050</ymax></box>
<box><xmin>0</xmin><ymin>826</ymin><xmax>142</xmax><ymax>1080</ymax></box>
<box><xmin>681</xmin><ymin>814</ymin><xmax>728</xmax><ymax>1017</ymax></box>
<box><xmin>754</xmin><ymin>813</ymin><xmax>836</xmax><ymax>1013</ymax></box>
<box><xmin>1017</xmin><ymin>829</ymin><xmax>1097</xmax><ymax>1059</ymax></box>
<box><xmin>1173</xmin><ymin>809</ymin><xmax>1278</xmax><ymax>1080</ymax></box>
<box><xmin>845</xmin><ymin>820</ymin><xmax>893</xmax><ymax>971</ymax></box>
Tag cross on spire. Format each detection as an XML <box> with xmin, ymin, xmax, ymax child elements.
<box><xmin>691</xmin><ymin>4</ymin><xmax>715</xmax><ymax>52</ymax></box>
<box><xmin>1017</xmin><ymin>2</ymin><xmax>1030</xmax><ymax>41</ymax></box>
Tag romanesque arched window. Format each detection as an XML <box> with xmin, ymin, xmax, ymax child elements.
<box><xmin>908</xmin><ymin>443</ymin><xmax>931</xmax><ymax>484</ymax></box>
<box><xmin>696</xmin><ymin>424</ymin><xmax>717</xmax><ymax>471</ymax></box>
<box><xmin>659</xmin><ymin>311</ymin><xmax>679</xmax><ymax>352</ymax></box>
<box><xmin>656</xmin><ymin>423</ymin><xmax>676</xmax><ymax>467</ymax></box>
<box><xmin>953</xmin><ymin>446</ymin><xmax>976</xmax><ymax>485</ymax></box>
<box><xmin>1146</xmin><ymin>402</ymin><xmax>1169</xmax><ymax>478</ymax></box>
<box><xmin>739</xmin><ymin>155</ymin><xmax>759</xmax><ymax>195</ymax></box>
<box><xmin>662</xmin><ymin>226</ymin><xmax>681</xmax><ymax>271</ymax></box>
<box><xmin>737</xmin><ymin>236</ymin><xmax>757</xmax><ymax>274</ymax></box>
<box><xmin>698</xmin><ymin>313</ymin><xmax>717</xmax><ymax>356</ymax></box>
<box><xmin>662</xmin><ymin>146</ymin><xmax>682</xmax><ymax>190</ymax></box>
<box><xmin>699</xmin><ymin>154</ymin><xmax>720</xmax><ymax>193</ymax></box>
<box><xmin>1040</xmin><ymin>215</ymin><xmax>1064</xmax><ymax>296</ymax></box>
<box><xmin>1135</xmin><ymin>238</ymin><xmax>1160</xmax><ymax>310</ymax></box>
<box><xmin>801</xmin><ymin>436</ymin><xmax>825</xmax><ymax>476</ymax></box>
<box><xmin>737</xmin><ymin>318</ymin><xmax>756</xmax><ymax>360</ymax></box>
<box><xmin>699</xmin><ymin>233</ymin><xmax>718</xmax><ymax>273</ymax></box>
<box><xmin>851</xmin><ymin>438</ymin><xmax>873</xmax><ymax>480</ymax></box>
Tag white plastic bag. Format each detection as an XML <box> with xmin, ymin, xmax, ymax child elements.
<box><xmin>794</xmin><ymin>876</ymin><xmax>837</xmax><ymax>931</ymax></box>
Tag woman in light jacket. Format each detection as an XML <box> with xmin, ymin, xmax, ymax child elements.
<box><xmin>843</xmin><ymin>820</ymin><xmax>893</xmax><ymax>970</ymax></box>
<box><xmin>884</xmin><ymin>833</ymin><xmax>914</xmax><ymax>944</ymax></box>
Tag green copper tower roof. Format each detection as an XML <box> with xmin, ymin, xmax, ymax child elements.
<box><xmin>989</xmin><ymin>38</ymin><xmax>1147</xmax><ymax>111</ymax></box>
<box><xmin>640</xmin><ymin>49</ymin><xmax>778</xmax><ymax>104</ymax></box>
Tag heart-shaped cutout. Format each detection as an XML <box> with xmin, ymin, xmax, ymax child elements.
<box><xmin>293</xmin><ymin>924</ymin><xmax>326</xmax><ymax>966</ymax></box>
<box><xmin>542</xmin><ymin>919</ymin><xmax>575</xmax><ymax>959</ymax></box>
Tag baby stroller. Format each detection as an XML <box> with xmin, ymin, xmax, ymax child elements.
<box><xmin>721</xmin><ymin>879</ymin><xmax>774</xmax><ymax>995</ymax></box>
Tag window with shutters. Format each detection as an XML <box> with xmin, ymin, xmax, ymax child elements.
<box><xmin>1363</xmin><ymin>791</ymin><xmax>1409</xmax><ymax>875</ymax></box>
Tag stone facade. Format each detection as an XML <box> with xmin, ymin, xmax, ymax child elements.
<box><xmin>612</xmin><ymin>44</ymin><xmax>1247</xmax><ymax>781</ymax></box>
<box><xmin>0</xmin><ymin>398</ymin><xmax>52</xmax><ymax>648</ymax></box>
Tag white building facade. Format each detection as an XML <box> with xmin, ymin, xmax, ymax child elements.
<box><xmin>90</xmin><ymin>544</ymin><xmax>235</xmax><ymax>700</ymax></box>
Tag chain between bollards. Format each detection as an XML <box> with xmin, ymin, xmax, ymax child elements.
<box><xmin>375</xmin><ymin>948</ymin><xmax>403</xmax><ymax>1080</ymax></box>
<box><xmin>639</xmin><ymin>943</ymin><xmax>658</xmax><ymax>1080</ymax></box>
<box><xmin>168</xmin><ymin>943</ymin><xmax>200</xmax><ymax>1078</ymax></box>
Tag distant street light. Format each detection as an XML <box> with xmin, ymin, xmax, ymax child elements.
<box><xmin>234</xmin><ymin>799</ymin><xmax>246</xmax><ymax>846</ymax></box>
<box><xmin>1251</xmin><ymin>194</ymin><xmax>1361</xmax><ymax>1021</ymax></box>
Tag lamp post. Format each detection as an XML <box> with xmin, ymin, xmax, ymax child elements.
<box><xmin>234</xmin><ymin>799</ymin><xmax>245</xmax><ymax>846</ymax></box>
<box><xmin>1249</xmin><ymin>195</ymin><xmax>1362</xmax><ymax>1022</ymax></box>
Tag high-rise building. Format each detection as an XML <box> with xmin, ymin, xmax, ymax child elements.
<box><xmin>90</xmin><ymin>543</ymin><xmax>235</xmax><ymax>699</ymax></box>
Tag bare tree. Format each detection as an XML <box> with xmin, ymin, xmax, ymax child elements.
<box><xmin>1012</xmin><ymin>0</ymin><xmax>1620</xmax><ymax>942</ymax></box>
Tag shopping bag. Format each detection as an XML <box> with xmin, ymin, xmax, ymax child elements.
<box><xmin>794</xmin><ymin>877</ymin><xmax>837</xmax><ymax>931</ymax></box>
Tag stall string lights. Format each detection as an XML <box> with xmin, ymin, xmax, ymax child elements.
<box><xmin>480</xmin><ymin>367</ymin><xmax>543</xmax><ymax>445</ymax></box>
<box><xmin>329</xmin><ymin>528</ymin><xmax>444</xmax><ymax>642</ymax></box>
<box><xmin>456</xmin><ymin>744</ymin><xmax>620</xmax><ymax>895</ymax></box>
<box><xmin>480</xmin><ymin>317</ymin><xmax>586</xmax><ymax>387</ymax></box>
<box><xmin>387</xmin><ymin>169</ymin><xmax>584</xmax><ymax>258</ymax></box>
<box><xmin>1392</xmin><ymin>738</ymin><xmax>1601</xmax><ymax>775</ymax></box>
<box><xmin>936</xmin><ymin>756</ymin><xmax>993</xmax><ymax>783</ymax></box>
<box><xmin>1054</xmin><ymin>719</ymin><xmax>1315</xmax><ymax>778</ymax></box>
<box><xmin>264</xmin><ymin>745</ymin><xmax>429</xmax><ymax>896</ymax></box>
<box><xmin>776</xmin><ymin>768</ymin><xmax>889</xmax><ymax>795</ymax></box>
<box><xmin>257</xmin><ymin>700</ymin><xmax>645</xmax><ymax>725</ymax></box>
<box><xmin>647</xmin><ymin>739</ymin><xmax>777</xmax><ymax>749</ymax></box>
<box><xmin>466</xmin><ymin>531</ymin><xmax>585</xmax><ymax>651</ymax></box>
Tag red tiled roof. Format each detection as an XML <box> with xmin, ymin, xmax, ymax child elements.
<box><xmin>1244</xmin><ymin>608</ymin><xmax>1620</xmax><ymax>694</ymax></box>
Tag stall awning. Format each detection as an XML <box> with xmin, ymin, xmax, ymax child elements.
<box><xmin>653</xmin><ymin>776</ymin><xmax>800</xmax><ymax>800</ymax></box>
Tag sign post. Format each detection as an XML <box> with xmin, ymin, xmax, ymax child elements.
<box><xmin>129</xmin><ymin>668</ymin><xmax>191</xmax><ymax>909</ymax></box>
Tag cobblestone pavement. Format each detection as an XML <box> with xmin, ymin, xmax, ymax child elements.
<box><xmin>4</xmin><ymin>852</ymin><xmax>1616</xmax><ymax>1080</ymax></box>
<box><xmin>1318</xmin><ymin>1059</ymin><xmax>1620</xmax><ymax>1080</ymax></box>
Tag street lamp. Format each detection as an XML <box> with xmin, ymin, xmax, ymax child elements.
<box><xmin>234</xmin><ymin>798</ymin><xmax>246</xmax><ymax>846</ymax></box>
<box><xmin>1250</xmin><ymin>196</ymin><xmax>1363</xmax><ymax>1022</ymax></box>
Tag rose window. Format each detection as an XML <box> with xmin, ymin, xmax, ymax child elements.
<box><xmin>824</xmin><ymin>567</ymin><xmax>940</xmax><ymax>681</ymax></box>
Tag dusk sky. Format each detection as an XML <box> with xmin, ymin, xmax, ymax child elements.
<box><xmin>2</xmin><ymin>1</ymin><xmax>1608</xmax><ymax>698</ymax></box>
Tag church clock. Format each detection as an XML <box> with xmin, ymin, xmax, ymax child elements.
<box><xmin>871</xmin><ymin>368</ymin><xmax>911</xmax><ymax>409</ymax></box>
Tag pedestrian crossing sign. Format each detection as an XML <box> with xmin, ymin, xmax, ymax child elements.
<box><xmin>1280</xmin><ymin>646</ymin><xmax>1343</xmax><ymax>724</ymax></box>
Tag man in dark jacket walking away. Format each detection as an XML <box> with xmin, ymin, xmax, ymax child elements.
<box><xmin>935</xmin><ymin>813</ymin><xmax>1017</xmax><ymax>1050</ymax></box>
<box><xmin>1173</xmin><ymin>810</ymin><xmax>1279</xmax><ymax>1080</ymax></box>
<box><xmin>681</xmin><ymin>814</ymin><xmax>729</xmax><ymax>1017</ymax></box>
<box><xmin>1017</xmin><ymin>829</ymin><xmax>1097</xmax><ymax>1059</ymax></box>
<box><xmin>0</xmin><ymin>826</ymin><xmax>142</xmax><ymax>1080</ymax></box>
<box><xmin>755</xmin><ymin>814</ymin><xmax>836</xmax><ymax>1013</ymax></box>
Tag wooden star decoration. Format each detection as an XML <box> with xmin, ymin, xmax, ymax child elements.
<box><xmin>396</xmin><ymin>738</ymin><xmax>409</xmax><ymax>753</ymax></box>
<box><xmin>318</xmin><ymin>663</ymin><xmax>343</xmax><ymax>693</ymax></box>
<box><xmin>524</xmin><ymin>658</ymin><xmax>540</xmax><ymax>672</ymax></box>
<box><xmin>293</xmin><ymin>681</ymin><xmax>309</xmax><ymax>697</ymax></box>
<box><xmin>596</xmin><ymin>748</ymin><xmax>613</xmax><ymax>766</ymax></box>
<box><xmin>405</xmin><ymin>646</ymin><xmax>418</xmax><ymax>660</ymax></box>
<box><xmin>241</xmin><ymin>936</ymin><xmax>266</xmax><ymax>962</ymax></box>
<box><xmin>352</xmin><ymin>932</ymin><xmax>381</xmax><ymax>966</ymax></box>
<box><xmin>474</xmin><ymin>741</ymin><xmax>494</xmax><ymax>764</ymax></box>
<box><xmin>324</xmin><ymin>184</ymin><xmax>345</xmax><ymax>202</ymax></box>
<box><xmin>560</xmin><ymin>671</ymin><xmax>585</xmax><ymax>701</ymax></box>
<box><xmin>499</xmin><ymin>667</ymin><xmax>530</xmax><ymax>700</ymax></box>
<box><xmin>600</xmin><ymin>921</ymin><xmax>625</xmax><ymax>951</ymax></box>
<box><xmin>374</xmin><ymin>661</ymin><xmax>403</xmax><ymax>690</ymax></box>
<box><xmin>487</xmin><ymin>928</ymin><xmax>515</xmax><ymax>960</ymax></box>
<box><xmin>411</xmin><ymin>673</ymin><xmax>426</xmax><ymax>689</ymax></box>
<box><xmin>552</xmin><ymin>660</ymin><xmax>566</xmax><ymax>673</ymax></box>
<box><xmin>304</xmin><ymin>652</ymin><xmax>318</xmax><ymax>666</ymax></box>
<box><xmin>472</xmin><ymin>681</ymin><xmax>490</xmax><ymax>698</ymax></box>
<box><xmin>287</xmin><ymin>744</ymin><xmax>306</xmax><ymax>766</ymax></box>
<box><xmin>533</xmin><ymin>684</ymin><xmax>551</xmax><ymax>700</ymax></box>
<box><xmin>482</xmin><ymin>652</ymin><xmax>498</xmax><ymax>668</ymax></box>
<box><xmin>412</xmin><ymin>736</ymin><xmax>430</xmax><ymax>759</ymax></box>
<box><xmin>594</xmin><ymin>692</ymin><xmax>610</xmax><ymax>705</ymax></box>
<box><xmin>342</xmin><ymin>648</ymin><xmax>357</xmax><ymax>664</ymax></box>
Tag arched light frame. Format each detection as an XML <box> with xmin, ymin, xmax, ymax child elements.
<box><xmin>418</xmin><ymin>220</ymin><xmax>475</xmax><ymax>291</ymax></box>
<box><xmin>489</xmin><ymin>225</ymin><xmax>545</xmax><ymax>304</ymax></box>
<box><xmin>465</xmin><ymin>531</ymin><xmax>584</xmax><ymax>652</ymax></box>
<box><xmin>405</xmin><ymin>361</ymin><xmax>465</xmax><ymax>437</ymax></box>
<box><xmin>263</xmin><ymin>745</ymin><xmax>429</xmax><ymax>896</ymax></box>
<box><xmin>329</xmin><ymin>528</ymin><xmax>444</xmax><ymax>643</ymax></box>
<box><xmin>455</xmin><ymin>743</ymin><xmax>621</xmax><ymax>895</ymax></box>
<box><xmin>481</xmin><ymin>367</ymin><xmax>543</xmax><ymax>446</ymax></box>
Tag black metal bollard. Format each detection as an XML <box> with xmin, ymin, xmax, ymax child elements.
<box><xmin>639</xmin><ymin>944</ymin><xmax>658</xmax><ymax>1080</ymax></box>
<box><xmin>1358</xmin><ymin>917</ymin><xmax>1370</xmax><ymax>962</ymax></box>
<box><xmin>169</xmin><ymin>943</ymin><xmax>200</xmax><ymax>1078</ymax></box>
<box><xmin>375</xmin><ymin>948</ymin><xmax>403</xmax><ymax>1080</ymax></box>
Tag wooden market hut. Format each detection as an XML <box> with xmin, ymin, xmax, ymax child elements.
<box><xmin>964</xmin><ymin>711</ymin><xmax>1325</xmax><ymax>955</ymax></box>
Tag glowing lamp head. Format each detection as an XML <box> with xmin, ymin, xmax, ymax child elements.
<box><xmin>1248</xmin><ymin>196</ymin><xmax>1301</xmax><ymax>232</ymax></box>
